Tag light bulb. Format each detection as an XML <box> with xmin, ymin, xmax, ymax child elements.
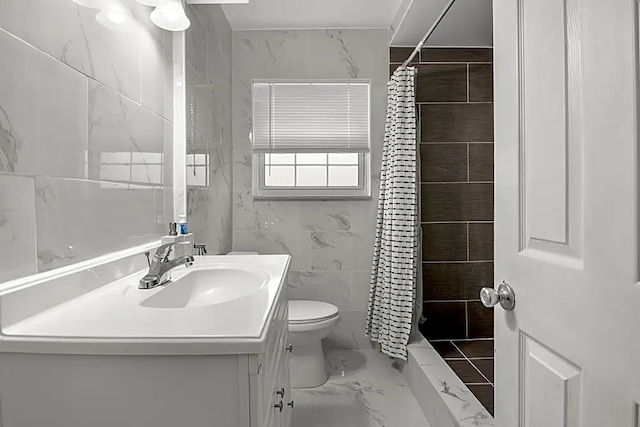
<box><xmin>163</xmin><ymin>3</ymin><xmax>182</xmax><ymax>22</ymax></box>
<box><xmin>150</xmin><ymin>0</ymin><xmax>190</xmax><ymax>31</ymax></box>
<box><xmin>96</xmin><ymin>2</ymin><xmax>135</xmax><ymax>31</ymax></box>
<box><xmin>108</xmin><ymin>10</ymin><xmax>126</xmax><ymax>23</ymax></box>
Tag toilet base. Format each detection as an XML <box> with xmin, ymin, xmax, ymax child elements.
<box><xmin>289</xmin><ymin>337</ymin><xmax>328</xmax><ymax>388</ymax></box>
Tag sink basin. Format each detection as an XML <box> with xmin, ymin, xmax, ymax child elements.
<box><xmin>138</xmin><ymin>265</ymin><xmax>269</xmax><ymax>309</ymax></box>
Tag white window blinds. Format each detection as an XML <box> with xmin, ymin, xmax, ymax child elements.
<box><xmin>252</xmin><ymin>81</ymin><xmax>370</xmax><ymax>153</ymax></box>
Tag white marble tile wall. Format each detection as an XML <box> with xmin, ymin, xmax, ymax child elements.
<box><xmin>232</xmin><ymin>29</ymin><xmax>389</xmax><ymax>349</ymax></box>
<box><xmin>34</xmin><ymin>178</ymin><xmax>161</xmax><ymax>272</ymax></box>
<box><xmin>0</xmin><ymin>175</ymin><xmax>37</xmax><ymax>282</ymax></box>
<box><xmin>0</xmin><ymin>0</ymin><xmax>173</xmax><ymax>281</ymax></box>
<box><xmin>184</xmin><ymin>5</ymin><xmax>233</xmax><ymax>255</ymax></box>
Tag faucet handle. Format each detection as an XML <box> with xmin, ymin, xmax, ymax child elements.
<box><xmin>152</xmin><ymin>243</ymin><xmax>174</xmax><ymax>266</ymax></box>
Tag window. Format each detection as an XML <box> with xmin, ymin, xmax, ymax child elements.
<box><xmin>186</xmin><ymin>153</ymin><xmax>210</xmax><ymax>187</ymax></box>
<box><xmin>88</xmin><ymin>151</ymin><xmax>164</xmax><ymax>188</ymax></box>
<box><xmin>252</xmin><ymin>80</ymin><xmax>371</xmax><ymax>199</ymax></box>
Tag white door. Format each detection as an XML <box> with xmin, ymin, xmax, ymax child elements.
<box><xmin>493</xmin><ymin>0</ymin><xmax>640</xmax><ymax>425</ymax></box>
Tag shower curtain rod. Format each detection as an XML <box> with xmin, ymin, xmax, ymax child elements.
<box><xmin>401</xmin><ymin>0</ymin><xmax>458</xmax><ymax>68</ymax></box>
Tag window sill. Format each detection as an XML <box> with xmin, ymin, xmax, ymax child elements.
<box><xmin>252</xmin><ymin>194</ymin><xmax>373</xmax><ymax>201</ymax></box>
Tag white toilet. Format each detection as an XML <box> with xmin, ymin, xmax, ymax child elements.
<box><xmin>228</xmin><ymin>252</ymin><xmax>340</xmax><ymax>388</ymax></box>
<box><xmin>288</xmin><ymin>300</ymin><xmax>340</xmax><ymax>388</ymax></box>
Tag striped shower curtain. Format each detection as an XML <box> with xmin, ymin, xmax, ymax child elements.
<box><xmin>366</xmin><ymin>66</ymin><xmax>418</xmax><ymax>360</ymax></box>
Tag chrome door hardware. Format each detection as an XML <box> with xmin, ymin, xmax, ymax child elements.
<box><xmin>480</xmin><ymin>281</ymin><xmax>516</xmax><ymax>311</ymax></box>
<box><xmin>276</xmin><ymin>388</ymin><xmax>285</xmax><ymax>397</ymax></box>
<box><xmin>194</xmin><ymin>244</ymin><xmax>207</xmax><ymax>255</ymax></box>
<box><xmin>274</xmin><ymin>401</ymin><xmax>284</xmax><ymax>412</ymax></box>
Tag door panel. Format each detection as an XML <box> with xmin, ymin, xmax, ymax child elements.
<box><xmin>523</xmin><ymin>0</ymin><xmax>569</xmax><ymax>244</ymax></box>
<box><xmin>521</xmin><ymin>333</ymin><xmax>581</xmax><ymax>427</ymax></box>
<box><xmin>494</xmin><ymin>0</ymin><xmax>639</xmax><ymax>425</ymax></box>
<box><xmin>521</xmin><ymin>0</ymin><xmax>584</xmax><ymax>264</ymax></box>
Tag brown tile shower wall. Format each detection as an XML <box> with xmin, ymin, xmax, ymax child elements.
<box><xmin>390</xmin><ymin>47</ymin><xmax>495</xmax><ymax>340</ymax></box>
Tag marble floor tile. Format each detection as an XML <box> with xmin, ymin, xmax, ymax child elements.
<box><xmin>291</xmin><ymin>350</ymin><xmax>431</xmax><ymax>427</ymax></box>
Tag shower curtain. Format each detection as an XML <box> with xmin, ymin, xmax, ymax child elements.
<box><xmin>366</xmin><ymin>66</ymin><xmax>418</xmax><ymax>360</ymax></box>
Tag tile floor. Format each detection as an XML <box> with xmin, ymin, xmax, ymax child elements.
<box><xmin>429</xmin><ymin>339</ymin><xmax>494</xmax><ymax>415</ymax></box>
<box><xmin>291</xmin><ymin>349</ymin><xmax>431</xmax><ymax>427</ymax></box>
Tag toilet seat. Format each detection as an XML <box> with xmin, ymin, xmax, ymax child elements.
<box><xmin>288</xmin><ymin>316</ymin><xmax>340</xmax><ymax>333</ymax></box>
<box><xmin>288</xmin><ymin>300</ymin><xmax>339</xmax><ymax>325</ymax></box>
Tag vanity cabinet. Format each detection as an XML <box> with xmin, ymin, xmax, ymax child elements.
<box><xmin>0</xmin><ymin>255</ymin><xmax>293</xmax><ymax>427</ymax></box>
<box><xmin>249</xmin><ymin>288</ymin><xmax>293</xmax><ymax>427</ymax></box>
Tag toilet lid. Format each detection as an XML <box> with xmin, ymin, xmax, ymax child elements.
<box><xmin>288</xmin><ymin>300</ymin><xmax>339</xmax><ymax>324</ymax></box>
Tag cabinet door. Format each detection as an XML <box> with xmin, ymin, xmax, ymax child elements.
<box><xmin>282</xmin><ymin>341</ymin><xmax>292</xmax><ymax>427</ymax></box>
<box><xmin>274</xmin><ymin>323</ymin><xmax>292</xmax><ymax>427</ymax></box>
<box><xmin>250</xmin><ymin>291</ymin><xmax>288</xmax><ymax>427</ymax></box>
<box><xmin>279</xmin><ymin>333</ymin><xmax>293</xmax><ymax>427</ymax></box>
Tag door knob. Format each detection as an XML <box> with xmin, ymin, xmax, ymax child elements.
<box><xmin>480</xmin><ymin>281</ymin><xmax>516</xmax><ymax>311</ymax></box>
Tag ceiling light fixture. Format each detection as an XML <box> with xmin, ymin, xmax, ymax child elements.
<box><xmin>150</xmin><ymin>0</ymin><xmax>190</xmax><ymax>31</ymax></box>
<box><xmin>96</xmin><ymin>1</ymin><xmax>136</xmax><ymax>31</ymax></box>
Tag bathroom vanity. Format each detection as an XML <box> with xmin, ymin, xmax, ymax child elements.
<box><xmin>0</xmin><ymin>253</ymin><xmax>292</xmax><ymax>427</ymax></box>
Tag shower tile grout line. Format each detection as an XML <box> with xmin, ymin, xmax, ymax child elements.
<box><xmin>420</xmin><ymin>180</ymin><xmax>494</xmax><ymax>184</ymax></box>
<box><xmin>467</xmin><ymin>63</ymin><xmax>470</xmax><ymax>103</ymax></box>
<box><xmin>416</xmin><ymin>101</ymin><xmax>493</xmax><ymax>105</ymax></box>
<box><xmin>451</xmin><ymin>340</ymin><xmax>494</xmax><ymax>386</ymax></box>
<box><xmin>390</xmin><ymin>61</ymin><xmax>493</xmax><ymax>66</ymax></box>
<box><xmin>448</xmin><ymin>356</ymin><xmax>494</xmax><ymax>360</ymax></box>
<box><xmin>421</xmin><ymin>144</ymin><xmax>494</xmax><ymax>147</ymax></box>
<box><xmin>466</xmin><ymin>142</ymin><xmax>471</xmax><ymax>184</ymax></box>
<box><xmin>420</xmin><ymin>220</ymin><xmax>494</xmax><ymax>224</ymax></box>
<box><xmin>464</xmin><ymin>302</ymin><xmax>469</xmax><ymax>338</ymax></box>
<box><xmin>421</xmin><ymin>260</ymin><xmax>493</xmax><ymax>265</ymax></box>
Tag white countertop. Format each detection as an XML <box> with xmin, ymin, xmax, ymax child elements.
<box><xmin>0</xmin><ymin>255</ymin><xmax>291</xmax><ymax>355</ymax></box>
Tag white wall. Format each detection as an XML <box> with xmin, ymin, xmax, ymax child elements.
<box><xmin>232</xmin><ymin>29</ymin><xmax>389</xmax><ymax>349</ymax></box>
<box><xmin>184</xmin><ymin>4</ymin><xmax>233</xmax><ymax>255</ymax></box>
<box><xmin>0</xmin><ymin>0</ymin><xmax>173</xmax><ymax>281</ymax></box>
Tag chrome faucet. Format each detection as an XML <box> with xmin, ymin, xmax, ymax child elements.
<box><xmin>138</xmin><ymin>242</ymin><xmax>195</xmax><ymax>289</ymax></box>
